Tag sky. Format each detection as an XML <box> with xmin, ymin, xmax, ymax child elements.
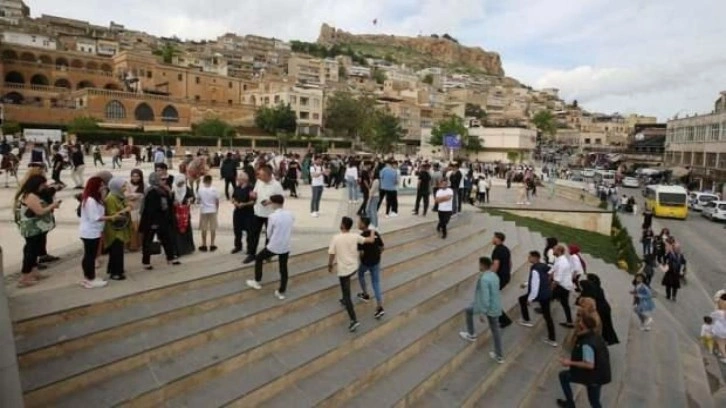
<box><xmin>27</xmin><ymin>0</ymin><xmax>726</xmax><ymax>121</ymax></box>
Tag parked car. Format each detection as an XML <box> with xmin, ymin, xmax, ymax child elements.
<box><xmin>582</xmin><ymin>168</ymin><xmax>595</xmax><ymax>178</ymax></box>
<box><xmin>702</xmin><ymin>201</ymin><xmax>726</xmax><ymax>221</ymax></box>
<box><xmin>622</xmin><ymin>177</ymin><xmax>640</xmax><ymax>188</ymax></box>
<box><xmin>688</xmin><ymin>192</ymin><xmax>720</xmax><ymax>211</ymax></box>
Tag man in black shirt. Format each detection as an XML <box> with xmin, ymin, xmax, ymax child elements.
<box><xmin>491</xmin><ymin>231</ymin><xmax>513</xmax><ymax>328</ymax></box>
<box><xmin>448</xmin><ymin>163</ymin><xmax>462</xmax><ymax>215</ymax></box>
<box><xmin>413</xmin><ymin>163</ymin><xmax>431</xmax><ymax>216</ymax></box>
<box><xmin>70</xmin><ymin>145</ymin><xmax>85</xmax><ymax>189</ymax></box>
<box><xmin>231</xmin><ymin>172</ymin><xmax>255</xmax><ymax>254</ymax></box>
<box><xmin>357</xmin><ymin>216</ymin><xmax>385</xmax><ymax>319</ymax></box>
<box><xmin>220</xmin><ymin>152</ymin><xmax>238</xmax><ymax>200</ymax></box>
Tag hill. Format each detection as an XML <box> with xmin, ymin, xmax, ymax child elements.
<box><xmin>316</xmin><ymin>23</ymin><xmax>504</xmax><ymax>76</ymax></box>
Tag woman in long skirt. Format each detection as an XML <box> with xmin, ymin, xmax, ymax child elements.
<box><xmin>172</xmin><ymin>174</ymin><xmax>195</xmax><ymax>257</ymax></box>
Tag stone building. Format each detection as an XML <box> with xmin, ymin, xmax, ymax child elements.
<box><xmin>666</xmin><ymin>91</ymin><xmax>726</xmax><ymax>189</ymax></box>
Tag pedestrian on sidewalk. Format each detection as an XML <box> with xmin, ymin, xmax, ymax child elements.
<box><xmin>231</xmin><ymin>172</ymin><xmax>254</xmax><ymax>255</ymax></box>
<box><xmin>379</xmin><ymin>160</ymin><xmax>400</xmax><ymax>217</ymax></box>
<box><xmin>491</xmin><ymin>232</ymin><xmax>513</xmax><ymax>328</ymax></box>
<box><xmin>103</xmin><ymin>177</ymin><xmax>132</xmax><ymax>281</ymax></box>
<box><xmin>327</xmin><ymin>216</ymin><xmax>377</xmax><ymax>332</ymax></box>
<box><xmin>309</xmin><ymin>156</ymin><xmax>326</xmax><ymax>218</ymax></box>
<box><xmin>246</xmin><ymin>194</ymin><xmax>294</xmax><ymax>300</ymax></box>
<box><xmin>92</xmin><ymin>145</ymin><xmax>104</xmax><ymax>167</ymax></box>
<box><xmin>580</xmin><ymin>274</ymin><xmax>620</xmax><ymax>346</ymax></box>
<box><xmin>701</xmin><ymin>316</ymin><xmax>715</xmax><ymax>355</ymax></box>
<box><xmin>367</xmin><ymin>172</ymin><xmax>380</xmax><ymax>229</ymax></box>
<box><xmin>196</xmin><ymin>175</ymin><xmax>219</xmax><ymax>252</ymax></box>
<box><xmin>661</xmin><ymin>243</ymin><xmax>685</xmax><ymax>301</ymax></box>
<box><xmin>140</xmin><ymin>172</ymin><xmax>179</xmax><ymax>270</ymax></box>
<box><xmin>431</xmin><ymin>163</ymin><xmax>443</xmax><ymax>212</ymax></box>
<box><xmin>171</xmin><ymin>174</ymin><xmax>195</xmax><ymax>257</ymax></box>
<box><xmin>518</xmin><ymin>251</ymin><xmax>557</xmax><ymax>347</ymax></box>
<box><xmin>710</xmin><ymin>296</ymin><xmax>726</xmax><ymax>362</ymax></box>
<box><xmin>412</xmin><ymin>163</ymin><xmax>431</xmax><ymax>216</ymax></box>
<box><xmin>243</xmin><ymin>165</ymin><xmax>283</xmax><ymax>264</ymax></box>
<box><xmin>459</xmin><ymin>257</ymin><xmax>505</xmax><ymax>364</ymax></box>
<box><xmin>70</xmin><ymin>145</ymin><xmax>85</xmax><ymax>189</ymax></box>
<box><xmin>78</xmin><ymin>177</ymin><xmax>110</xmax><ymax>289</ymax></box>
<box><xmin>345</xmin><ymin>160</ymin><xmax>359</xmax><ymax>203</ymax></box>
<box><xmin>220</xmin><ymin>152</ymin><xmax>238</xmax><ymax>200</ymax></box>
<box><xmin>434</xmin><ymin>179</ymin><xmax>453</xmax><ymax>239</ymax></box>
<box><xmin>356</xmin><ymin>216</ymin><xmax>385</xmax><ymax>319</ymax></box>
<box><xmin>550</xmin><ymin>245</ymin><xmax>575</xmax><ymax>329</ymax></box>
<box><xmin>556</xmin><ymin>314</ymin><xmax>611</xmax><ymax>408</ymax></box>
<box><xmin>631</xmin><ymin>273</ymin><xmax>655</xmax><ymax>332</ymax></box>
<box><xmin>357</xmin><ymin>163</ymin><xmax>371</xmax><ymax>216</ymax></box>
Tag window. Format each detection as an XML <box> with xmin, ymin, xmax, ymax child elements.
<box><xmin>134</xmin><ymin>103</ymin><xmax>155</xmax><ymax>121</ymax></box>
<box><xmin>195</xmin><ymin>77</ymin><xmax>200</xmax><ymax>84</ymax></box>
<box><xmin>312</xmin><ymin>113</ymin><xmax>319</xmax><ymax>120</ymax></box>
<box><xmin>228</xmin><ymin>82</ymin><xmax>233</xmax><ymax>88</ymax></box>
<box><xmin>584</xmin><ymin>138</ymin><xmax>591</xmax><ymax>144</ymax></box>
<box><xmin>105</xmin><ymin>100</ymin><xmax>126</xmax><ymax>119</ymax></box>
<box><xmin>595</xmin><ymin>138</ymin><xmax>602</xmax><ymax>144</ymax></box>
<box><xmin>178</xmin><ymin>73</ymin><xmax>183</xmax><ymax>81</ymax></box>
<box><xmin>243</xmin><ymin>84</ymin><xmax>247</xmax><ymax>91</ymax></box>
<box><xmin>299</xmin><ymin>111</ymin><xmax>310</xmax><ymax>120</ymax></box>
<box><xmin>194</xmin><ymin>95</ymin><xmax>200</xmax><ymax>101</ymax></box>
<box><xmin>711</xmin><ymin>124</ymin><xmax>720</xmax><ymax>141</ymax></box>
<box><xmin>274</xmin><ymin>95</ymin><xmax>280</xmax><ymax>104</ymax></box>
<box><xmin>686</xmin><ymin>127</ymin><xmax>694</xmax><ymax>141</ymax></box>
<box><xmin>228</xmin><ymin>99</ymin><xmax>233</xmax><ymax>105</ymax></box>
<box><xmin>300</xmin><ymin>97</ymin><xmax>309</xmax><ymax>106</ymax></box>
<box><xmin>147</xmin><ymin>71</ymin><xmax>152</xmax><ymax>79</ymax></box>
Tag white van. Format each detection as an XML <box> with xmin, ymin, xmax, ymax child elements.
<box><xmin>689</xmin><ymin>192</ymin><xmax>720</xmax><ymax>211</ymax></box>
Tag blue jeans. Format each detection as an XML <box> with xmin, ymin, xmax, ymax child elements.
<box><xmin>310</xmin><ymin>185</ymin><xmax>323</xmax><ymax>212</ymax></box>
<box><xmin>559</xmin><ymin>370</ymin><xmax>602</xmax><ymax>408</ymax></box>
<box><xmin>367</xmin><ymin>196</ymin><xmax>379</xmax><ymax>227</ymax></box>
<box><xmin>465</xmin><ymin>307</ymin><xmax>503</xmax><ymax>358</ymax></box>
<box><xmin>358</xmin><ymin>263</ymin><xmax>382</xmax><ymax>304</ymax></box>
<box><xmin>346</xmin><ymin>177</ymin><xmax>359</xmax><ymax>201</ymax></box>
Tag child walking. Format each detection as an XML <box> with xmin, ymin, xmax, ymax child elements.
<box><xmin>631</xmin><ymin>273</ymin><xmax>654</xmax><ymax>331</ymax></box>
<box><xmin>701</xmin><ymin>316</ymin><xmax>715</xmax><ymax>355</ymax></box>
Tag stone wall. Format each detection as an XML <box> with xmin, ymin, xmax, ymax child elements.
<box><xmin>502</xmin><ymin>209</ymin><xmax>613</xmax><ymax>236</ymax></box>
<box><xmin>0</xmin><ymin>247</ymin><xmax>24</xmax><ymax>408</ymax></box>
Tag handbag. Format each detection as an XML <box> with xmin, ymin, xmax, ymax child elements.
<box><xmin>147</xmin><ymin>240</ymin><xmax>162</xmax><ymax>255</ymax></box>
<box><xmin>110</xmin><ymin>213</ymin><xmax>130</xmax><ymax>231</ymax></box>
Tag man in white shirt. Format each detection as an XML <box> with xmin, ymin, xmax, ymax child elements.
<box><xmin>434</xmin><ymin>179</ymin><xmax>454</xmax><ymax>239</ymax></box>
<box><xmin>309</xmin><ymin>156</ymin><xmax>326</xmax><ymax>217</ymax></box>
<box><xmin>549</xmin><ymin>245</ymin><xmax>575</xmax><ymax>328</ymax></box>
<box><xmin>243</xmin><ymin>165</ymin><xmax>284</xmax><ymax>264</ymax></box>
<box><xmin>246</xmin><ymin>195</ymin><xmax>294</xmax><ymax>300</ymax></box>
<box><xmin>328</xmin><ymin>216</ymin><xmax>376</xmax><ymax>332</ymax></box>
<box><xmin>196</xmin><ymin>175</ymin><xmax>220</xmax><ymax>252</ymax></box>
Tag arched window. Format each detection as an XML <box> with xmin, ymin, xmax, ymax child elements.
<box><xmin>4</xmin><ymin>71</ymin><xmax>24</xmax><ymax>84</ymax></box>
<box><xmin>30</xmin><ymin>74</ymin><xmax>49</xmax><ymax>86</ymax></box>
<box><xmin>105</xmin><ymin>100</ymin><xmax>126</xmax><ymax>119</ymax></box>
<box><xmin>56</xmin><ymin>57</ymin><xmax>69</xmax><ymax>67</ymax></box>
<box><xmin>86</xmin><ymin>61</ymin><xmax>98</xmax><ymax>71</ymax></box>
<box><xmin>104</xmin><ymin>83</ymin><xmax>121</xmax><ymax>90</ymax></box>
<box><xmin>160</xmin><ymin>105</ymin><xmax>179</xmax><ymax>122</ymax></box>
<box><xmin>20</xmin><ymin>52</ymin><xmax>35</xmax><ymax>62</ymax></box>
<box><xmin>134</xmin><ymin>103</ymin><xmax>155</xmax><ymax>121</ymax></box>
<box><xmin>70</xmin><ymin>59</ymin><xmax>84</xmax><ymax>69</ymax></box>
<box><xmin>77</xmin><ymin>80</ymin><xmax>95</xmax><ymax>89</ymax></box>
<box><xmin>1</xmin><ymin>50</ymin><xmax>18</xmax><ymax>60</ymax></box>
<box><xmin>3</xmin><ymin>92</ymin><xmax>24</xmax><ymax>104</ymax></box>
<box><xmin>54</xmin><ymin>78</ymin><xmax>72</xmax><ymax>88</ymax></box>
<box><xmin>100</xmin><ymin>63</ymin><xmax>112</xmax><ymax>72</ymax></box>
<box><xmin>38</xmin><ymin>55</ymin><xmax>52</xmax><ymax>64</ymax></box>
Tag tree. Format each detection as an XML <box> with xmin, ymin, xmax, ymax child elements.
<box><xmin>368</xmin><ymin>110</ymin><xmax>404</xmax><ymax>154</ymax></box>
<box><xmin>465</xmin><ymin>103</ymin><xmax>487</xmax><ymax>122</ymax></box>
<box><xmin>429</xmin><ymin>116</ymin><xmax>468</xmax><ymax>147</ymax></box>
<box><xmin>67</xmin><ymin>116</ymin><xmax>99</xmax><ymax>134</ymax></box>
<box><xmin>1</xmin><ymin>120</ymin><xmax>21</xmax><ymax>136</ymax></box>
<box><xmin>194</xmin><ymin>117</ymin><xmax>234</xmax><ymax>142</ymax></box>
<box><xmin>422</xmin><ymin>74</ymin><xmax>434</xmax><ymax>85</ymax></box>
<box><xmin>507</xmin><ymin>151</ymin><xmax>521</xmax><ymax>163</ymax></box>
<box><xmin>154</xmin><ymin>42</ymin><xmax>180</xmax><ymax>64</ymax></box>
<box><xmin>255</xmin><ymin>103</ymin><xmax>297</xmax><ymax>151</ymax></box>
<box><xmin>532</xmin><ymin>110</ymin><xmax>557</xmax><ymax>140</ymax></box>
<box><xmin>372</xmin><ymin>68</ymin><xmax>386</xmax><ymax>85</ymax></box>
<box><xmin>324</xmin><ymin>92</ymin><xmax>377</xmax><ymax>147</ymax></box>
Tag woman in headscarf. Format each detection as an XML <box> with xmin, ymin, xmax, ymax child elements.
<box><xmin>579</xmin><ymin>273</ymin><xmax>620</xmax><ymax>345</ymax></box>
<box><xmin>139</xmin><ymin>172</ymin><xmax>179</xmax><ymax>269</ymax></box>
<box><xmin>172</xmin><ymin>173</ymin><xmax>195</xmax><ymax>257</ymax></box>
<box><xmin>126</xmin><ymin>169</ymin><xmax>144</xmax><ymax>252</ymax></box>
<box><xmin>544</xmin><ymin>237</ymin><xmax>558</xmax><ymax>265</ymax></box>
<box><xmin>103</xmin><ymin>177</ymin><xmax>132</xmax><ymax>280</ymax></box>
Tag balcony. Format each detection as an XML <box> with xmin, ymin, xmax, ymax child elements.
<box><xmin>2</xmin><ymin>59</ymin><xmax>113</xmax><ymax>77</ymax></box>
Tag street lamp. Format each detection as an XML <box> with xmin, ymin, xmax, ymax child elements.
<box><xmin>161</xmin><ymin>116</ymin><xmax>177</xmax><ymax>147</ymax></box>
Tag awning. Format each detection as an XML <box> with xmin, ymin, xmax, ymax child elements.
<box><xmin>98</xmin><ymin>122</ymin><xmax>141</xmax><ymax>130</ymax></box>
<box><xmin>143</xmin><ymin>125</ymin><xmax>192</xmax><ymax>132</ymax></box>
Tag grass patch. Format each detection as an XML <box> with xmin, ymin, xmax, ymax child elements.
<box><xmin>484</xmin><ymin>209</ymin><xmax>619</xmax><ymax>266</ymax></box>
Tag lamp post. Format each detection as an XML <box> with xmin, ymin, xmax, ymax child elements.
<box><xmin>161</xmin><ymin>116</ymin><xmax>176</xmax><ymax>148</ymax></box>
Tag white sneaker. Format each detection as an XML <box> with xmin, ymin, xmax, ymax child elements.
<box><xmin>312</xmin><ymin>212</ymin><xmax>320</xmax><ymax>218</ymax></box>
<box><xmin>81</xmin><ymin>278</ymin><xmax>108</xmax><ymax>289</ymax></box>
<box><xmin>274</xmin><ymin>290</ymin><xmax>286</xmax><ymax>300</ymax></box>
<box><xmin>516</xmin><ymin>202</ymin><xmax>524</xmax><ymax>205</ymax></box>
<box><xmin>459</xmin><ymin>331</ymin><xmax>477</xmax><ymax>342</ymax></box>
<box><xmin>542</xmin><ymin>338</ymin><xmax>559</xmax><ymax>347</ymax></box>
<box><xmin>525</xmin><ymin>201</ymin><xmax>531</xmax><ymax>205</ymax></box>
<box><xmin>517</xmin><ymin>319</ymin><xmax>534</xmax><ymax>328</ymax></box>
<box><xmin>390</xmin><ymin>212</ymin><xmax>398</xmax><ymax>217</ymax></box>
<box><xmin>246</xmin><ymin>280</ymin><xmax>262</xmax><ymax>290</ymax></box>
<box><xmin>489</xmin><ymin>351</ymin><xmax>504</xmax><ymax>364</ymax></box>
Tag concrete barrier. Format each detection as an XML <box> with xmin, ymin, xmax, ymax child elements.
<box><xmin>0</xmin><ymin>247</ymin><xmax>24</xmax><ymax>407</ymax></box>
<box><xmin>501</xmin><ymin>208</ymin><xmax>613</xmax><ymax>236</ymax></box>
<box><xmin>553</xmin><ymin>180</ymin><xmax>602</xmax><ymax>208</ymax></box>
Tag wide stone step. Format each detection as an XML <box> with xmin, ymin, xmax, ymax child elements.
<box><xmin>38</xmin><ymin>219</ymin><xmax>492</xmax><ymax>407</ymax></box>
<box><xmin>13</xmin><ymin>220</ymin><xmax>440</xmax><ymax>351</ymax></box>
<box><xmin>164</xmin><ymin>236</ymin><xmax>496</xmax><ymax>407</ymax></box>
<box><xmin>268</xmin><ymin>231</ymin><xmax>529</xmax><ymax>408</ymax></box>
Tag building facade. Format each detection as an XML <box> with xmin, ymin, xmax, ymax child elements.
<box><xmin>665</xmin><ymin>92</ymin><xmax>726</xmax><ymax>190</ymax></box>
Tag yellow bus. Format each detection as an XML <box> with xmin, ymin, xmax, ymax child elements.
<box><xmin>644</xmin><ymin>185</ymin><xmax>688</xmax><ymax>219</ymax></box>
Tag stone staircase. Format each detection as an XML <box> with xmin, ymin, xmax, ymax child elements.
<box><xmin>9</xmin><ymin>212</ymin><xmax>716</xmax><ymax>407</ymax></box>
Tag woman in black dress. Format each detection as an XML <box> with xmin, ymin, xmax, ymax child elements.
<box><xmin>172</xmin><ymin>174</ymin><xmax>195</xmax><ymax>257</ymax></box>
<box><xmin>139</xmin><ymin>173</ymin><xmax>179</xmax><ymax>269</ymax></box>
<box><xmin>579</xmin><ymin>273</ymin><xmax>620</xmax><ymax>346</ymax></box>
